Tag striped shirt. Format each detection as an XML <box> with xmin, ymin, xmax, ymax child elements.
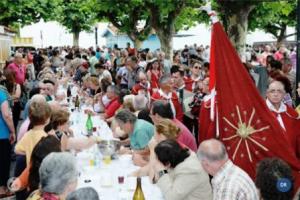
<box><xmin>212</xmin><ymin>160</ymin><xmax>259</xmax><ymax>200</ymax></box>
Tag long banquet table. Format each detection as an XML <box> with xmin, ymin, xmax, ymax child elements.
<box><xmin>68</xmin><ymin>104</ymin><xmax>164</xmax><ymax>200</ymax></box>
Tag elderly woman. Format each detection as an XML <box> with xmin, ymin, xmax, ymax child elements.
<box><xmin>37</xmin><ymin>61</ymin><xmax>55</xmax><ymax>81</ymax></box>
<box><xmin>153</xmin><ymin>139</ymin><xmax>212</xmax><ymax>200</ymax></box>
<box><xmin>132</xmin><ymin>94</ymin><xmax>148</xmax><ymax>116</ymax></box>
<box><xmin>27</xmin><ymin>152</ymin><xmax>78</xmax><ymax>200</ymax></box>
<box><xmin>66</xmin><ymin>187</ymin><xmax>99</xmax><ymax>200</ymax></box>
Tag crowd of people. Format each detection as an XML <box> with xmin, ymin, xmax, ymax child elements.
<box><xmin>0</xmin><ymin>41</ymin><xmax>299</xmax><ymax>200</ymax></box>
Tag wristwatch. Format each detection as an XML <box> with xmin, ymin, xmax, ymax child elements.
<box><xmin>158</xmin><ymin>170</ymin><xmax>168</xmax><ymax>179</ymax></box>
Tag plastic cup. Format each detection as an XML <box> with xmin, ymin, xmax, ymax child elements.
<box><xmin>103</xmin><ymin>155</ymin><xmax>112</xmax><ymax>165</ymax></box>
<box><xmin>118</xmin><ymin>176</ymin><xmax>125</xmax><ymax>184</ymax></box>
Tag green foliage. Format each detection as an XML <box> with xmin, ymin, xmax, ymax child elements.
<box><xmin>95</xmin><ymin>0</ymin><xmax>151</xmax><ymax>42</ymax></box>
<box><xmin>175</xmin><ymin>5</ymin><xmax>207</xmax><ymax>31</ymax></box>
<box><xmin>0</xmin><ymin>0</ymin><xmax>61</xmax><ymax>28</ymax></box>
<box><xmin>57</xmin><ymin>0</ymin><xmax>97</xmax><ymax>34</ymax></box>
<box><xmin>248</xmin><ymin>0</ymin><xmax>296</xmax><ymax>39</ymax></box>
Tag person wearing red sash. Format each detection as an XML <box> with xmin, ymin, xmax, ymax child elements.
<box><xmin>131</xmin><ymin>72</ymin><xmax>151</xmax><ymax>96</ymax></box>
<box><xmin>184</xmin><ymin>62</ymin><xmax>202</xmax><ymax>92</ymax></box>
<box><xmin>151</xmin><ymin>75</ymin><xmax>183</xmax><ymax>122</ymax></box>
<box><xmin>266</xmin><ymin>80</ymin><xmax>300</xmax><ymax>159</ymax></box>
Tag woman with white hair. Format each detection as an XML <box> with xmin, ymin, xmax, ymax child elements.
<box><xmin>133</xmin><ymin>94</ymin><xmax>148</xmax><ymax>115</ymax></box>
<box><xmin>37</xmin><ymin>61</ymin><xmax>55</xmax><ymax>81</ymax></box>
<box><xmin>66</xmin><ymin>187</ymin><xmax>99</xmax><ymax>200</ymax></box>
<box><xmin>27</xmin><ymin>152</ymin><xmax>78</xmax><ymax>200</ymax></box>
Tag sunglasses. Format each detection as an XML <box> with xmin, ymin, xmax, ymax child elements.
<box><xmin>194</xmin><ymin>66</ymin><xmax>201</xmax><ymax>69</ymax></box>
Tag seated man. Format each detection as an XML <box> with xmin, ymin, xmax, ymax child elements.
<box><xmin>115</xmin><ymin>109</ymin><xmax>154</xmax><ymax>151</ymax></box>
<box><xmin>100</xmin><ymin>85</ymin><xmax>121</xmax><ymax>120</ymax></box>
<box><xmin>197</xmin><ymin>139</ymin><xmax>259</xmax><ymax>200</ymax></box>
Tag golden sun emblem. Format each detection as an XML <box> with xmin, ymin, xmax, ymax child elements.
<box><xmin>222</xmin><ymin>106</ymin><xmax>270</xmax><ymax>162</ymax></box>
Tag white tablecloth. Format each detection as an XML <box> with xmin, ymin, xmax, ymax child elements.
<box><xmin>69</xmin><ymin>108</ymin><xmax>164</xmax><ymax>200</ymax></box>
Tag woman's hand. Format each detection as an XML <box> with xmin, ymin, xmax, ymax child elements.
<box><xmin>10</xmin><ymin>178</ymin><xmax>21</xmax><ymax>191</ymax></box>
<box><xmin>9</xmin><ymin>132</ymin><xmax>15</xmax><ymax>144</ymax></box>
<box><xmin>84</xmin><ymin>109</ymin><xmax>95</xmax><ymax>116</ymax></box>
<box><xmin>132</xmin><ymin>152</ymin><xmax>147</xmax><ymax>167</ymax></box>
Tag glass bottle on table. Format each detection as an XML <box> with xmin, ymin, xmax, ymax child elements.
<box><xmin>133</xmin><ymin>177</ymin><xmax>145</xmax><ymax>200</ymax></box>
<box><xmin>75</xmin><ymin>95</ymin><xmax>80</xmax><ymax>110</ymax></box>
<box><xmin>86</xmin><ymin>113</ymin><xmax>93</xmax><ymax>136</ymax></box>
<box><xmin>67</xmin><ymin>85</ymin><xmax>71</xmax><ymax>102</ymax></box>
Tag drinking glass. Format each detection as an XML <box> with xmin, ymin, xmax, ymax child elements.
<box><xmin>7</xmin><ymin>177</ymin><xmax>18</xmax><ymax>192</ymax></box>
<box><xmin>118</xmin><ymin>176</ymin><xmax>125</xmax><ymax>184</ymax></box>
<box><xmin>103</xmin><ymin>155</ymin><xmax>112</xmax><ymax>165</ymax></box>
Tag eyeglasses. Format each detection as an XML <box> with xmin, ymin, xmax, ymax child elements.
<box><xmin>268</xmin><ymin>89</ymin><xmax>285</xmax><ymax>94</ymax></box>
<box><xmin>194</xmin><ymin>66</ymin><xmax>201</xmax><ymax>69</ymax></box>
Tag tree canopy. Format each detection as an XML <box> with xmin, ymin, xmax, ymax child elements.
<box><xmin>248</xmin><ymin>0</ymin><xmax>297</xmax><ymax>45</ymax></box>
<box><xmin>95</xmin><ymin>0</ymin><xmax>152</xmax><ymax>49</ymax></box>
<box><xmin>0</xmin><ymin>0</ymin><xmax>60</xmax><ymax>28</ymax></box>
<box><xmin>56</xmin><ymin>0</ymin><xmax>97</xmax><ymax>46</ymax></box>
<box><xmin>0</xmin><ymin>0</ymin><xmax>296</xmax><ymax>51</ymax></box>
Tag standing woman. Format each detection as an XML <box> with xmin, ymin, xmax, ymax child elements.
<box><xmin>0</xmin><ymin>78</ymin><xmax>15</xmax><ymax>198</ymax></box>
<box><xmin>146</xmin><ymin>59</ymin><xmax>162</xmax><ymax>90</ymax></box>
<box><xmin>3</xmin><ymin>69</ymin><xmax>21</xmax><ymax>130</ymax></box>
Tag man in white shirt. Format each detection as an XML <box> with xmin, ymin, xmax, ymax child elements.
<box><xmin>197</xmin><ymin>139</ymin><xmax>259</xmax><ymax>200</ymax></box>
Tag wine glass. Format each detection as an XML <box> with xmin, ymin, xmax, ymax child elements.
<box><xmin>7</xmin><ymin>177</ymin><xmax>18</xmax><ymax>192</ymax></box>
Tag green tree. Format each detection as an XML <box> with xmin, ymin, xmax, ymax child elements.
<box><xmin>146</xmin><ymin>0</ymin><xmax>201</xmax><ymax>59</ymax></box>
<box><xmin>214</xmin><ymin>0</ymin><xmax>257</xmax><ymax>56</ymax></box>
<box><xmin>248</xmin><ymin>1</ymin><xmax>296</xmax><ymax>47</ymax></box>
<box><xmin>95</xmin><ymin>0</ymin><xmax>152</xmax><ymax>49</ymax></box>
<box><xmin>0</xmin><ymin>0</ymin><xmax>60</xmax><ymax>28</ymax></box>
<box><xmin>57</xmin><ymin>0</ymin><xmax>97</xmax><ymax>46</ymax></box>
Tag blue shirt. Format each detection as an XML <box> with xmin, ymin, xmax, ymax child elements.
<box><xmin>130</xmin><ymin>119</ymin><xmax>154</xmax><ymax>150</ymax></box>
<box><xmin>0</xmin><ymin>90</ymin><xmax>10</xmax><ymax>139</ymax></box>
<box><xmin>96</xmin><ymin>52</ymin><xmax>101</xmax><ymax>60</ymax></box>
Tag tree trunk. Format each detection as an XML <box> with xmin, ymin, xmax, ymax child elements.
<box><xmin>73</xmin><ymin>31</ymin><xmax>80</xmax><ymax>47</ymax></box>
<box><xmin>227</xmin><ymin>6</ymin><xmax>255</xmax><ymax>60</ymax></box>
<box><xmin>156</xmin><ymin>25</ymin><xmax>174</xmax><ymax>60</ymax></box>
<box><xmin>133</xmin><ymin>39</ymin><xmax>142</xmax><ymax>50</ymax></box>
<box><xmin>276</xmin><ymin>25</ymin><xmax>287</xmax><ymax>48</ymax></box>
